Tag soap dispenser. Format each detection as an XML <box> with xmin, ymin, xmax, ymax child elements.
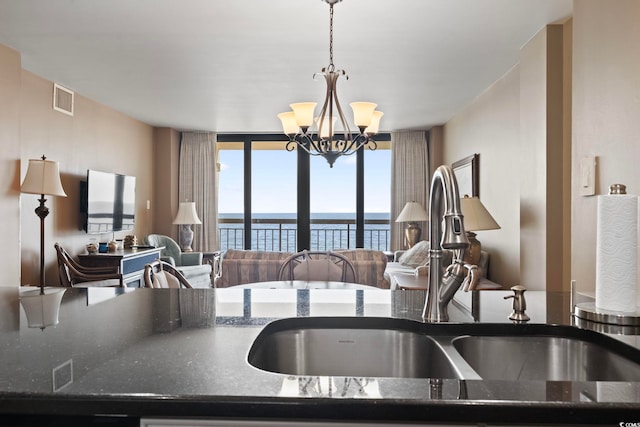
<box><xmin>504</xmin><ymin>285</ymin><xmax>530</xmax><ymax>322</ymax></box>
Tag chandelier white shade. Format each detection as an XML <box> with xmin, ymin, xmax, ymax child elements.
<box><xmin>278</xmin><ymin>0</ymin><xmax>383</xmax><ymax>167</ymax></box>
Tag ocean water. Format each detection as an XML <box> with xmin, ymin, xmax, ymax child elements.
<box><xmin>218</xmin><ymin>212</ymin><xmax>390</xmax><ymax>252</ymax></box>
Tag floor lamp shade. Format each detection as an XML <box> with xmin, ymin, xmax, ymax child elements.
<box><xmin>460</xmin><ymin>196</ymin><xmax>500</xmax><ymax>265</ymax></box>
<box><xmin>173</xmin><ymin>202</ymin><xmax>202</xmax><ymax>252</ymax></box>
<box><xmin>396</xmin><ymin>202</ymin><xmax>428</xmax><ymax>248</ymax></box>
<box><xmin>21</xmin><ymin>157</ymin><xmax>67</xmax><ymax>197</ymax></box>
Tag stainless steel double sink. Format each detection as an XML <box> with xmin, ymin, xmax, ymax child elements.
<box><xmin>248</xmin><ymin>317</ymin><xmax>640</xmax><ymax>381</ymax></box>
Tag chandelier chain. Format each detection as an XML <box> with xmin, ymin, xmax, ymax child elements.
<box><xmin>328</xmin><ymin>3</ymin><xmax>334</xmax><ymax>71</ymax></box>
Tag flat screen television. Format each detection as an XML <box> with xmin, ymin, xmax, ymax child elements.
<box><xmin>81</xmin><ymin>169</ymin><xmax>136</xmax><ymax>234</ymax></box>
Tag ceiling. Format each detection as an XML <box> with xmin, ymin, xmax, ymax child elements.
<box><xmin>0</xmin><ymin>0</ymin><xmax>572</xmax><ymax>134</ymax></box>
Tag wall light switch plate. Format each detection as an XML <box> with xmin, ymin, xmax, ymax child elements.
<box><xmin>580</xmin><ymin>156</ymin><xmax>596</xmax><ymax>196</ymax></box>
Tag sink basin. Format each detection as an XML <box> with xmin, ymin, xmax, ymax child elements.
<box><xmin>453</xmin><ymin>335</ymin><xmax>640</xmax><ymax>381</ymax></box>
<box><xmin>248</xmin><ymin>317</ymin><xmax>462</xmax><ymax>378</ymax></box>
<box><xmin>248</xmin><ymin>318</ymin><xmax>640</xmax><ymax>382</ymax></box>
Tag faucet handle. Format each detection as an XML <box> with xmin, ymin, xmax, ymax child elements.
<box><xmin>461</xmin><ymin>264</ymin><xmax>479</xmax><ymax>292</ymax></box>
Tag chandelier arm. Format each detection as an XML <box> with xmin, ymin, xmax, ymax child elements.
<box><xmin>328</xmin><ymin>70</ymin><xmax>353</xmax><ymax>149</ymax></box>
<box><xmin>316</xmin><ymin>72</ymin><xmax>334</xmax><ymax>147</ymax></box>
<box><xmin>340</xmin><ymin>129</ymin><xmax>366</xmax><ymax>153</ymax></box>
<box><xmin>286</xmin><ymin>139</ymin><xmax>303</xmax><ymax>153</ymax></box>
<box><xmin>304</xmin><ymin>134</ymin><xmax>325</xmax><ymax>154</ymax></box>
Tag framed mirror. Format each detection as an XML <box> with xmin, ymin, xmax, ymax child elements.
<box><xmin>452</xmin><ymin>153</ymin><xmax>479</xmax><ymax>198</ymax></box>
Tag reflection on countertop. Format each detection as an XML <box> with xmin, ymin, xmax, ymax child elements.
<box><xmin>1</xmin><ymin>285</ymin><xmax>640</xmax><ymax>425</ymax></box>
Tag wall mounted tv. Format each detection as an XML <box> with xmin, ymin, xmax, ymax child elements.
<box><xmin>81</xmin><ymin>169</ymin><xmax>136</xmax><ymax>234</ymax></box>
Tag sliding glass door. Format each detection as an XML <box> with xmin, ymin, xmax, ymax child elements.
<box><xmin>216</xmin><ymin>134</ymin><xmax>391</xmax><ymax>252</ymax></box>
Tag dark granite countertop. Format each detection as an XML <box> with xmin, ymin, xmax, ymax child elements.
<box><xmin>2</xmin><ymin>285</ymin><xmax>640</xmax><ymax>426</ymax></box>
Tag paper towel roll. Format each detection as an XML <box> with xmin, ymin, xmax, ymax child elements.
<box><xmin>595</xmin><ymin>194</ymin><xmax>638</xmax><ymax>312</ymax></box>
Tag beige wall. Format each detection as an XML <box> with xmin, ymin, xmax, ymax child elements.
<box><xmin>0</xmin><ymin>45</ymin><xmax>22</xmax><ymax>287</ymax></box>
<box><xmin>2</xmin><ymin>46</ymin><xmax>156</xmax><ymax>287</ymax></box>
<box><xmin>443</xmin><ymin>64</ymin><xmax>521</xmax><ymax>287</ymax></box>
<box><xmin>443</xmin><ymin>22</ymin><xmax>570</xmax><ymax>291</ymax></box>
<box><xmin>572</xmin><ymin>0</ymin><xmax>640</xmax><ymax>299</ymax></box>
<box><xmin>519</xmin><ymin>24</ymin><xmax>570</xmax><ymax>293</ymax></box>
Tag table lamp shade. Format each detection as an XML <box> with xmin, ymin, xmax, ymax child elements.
<box><xmin>173</xmin><ymin>202</ymin><xmax>202</xmax><ymax>225</ymax></box>
<box><xmin>395</xmin><ymin>202</ymin><xmax>428</xmax><ymax>223</ymax></box>
<box><xmin>460</xmin><ymin>196</ymin><xmax>500</xmax><ymax>265</ymax></box>
<box><xmin>21</xmin><ymin>158</ymin><xmax>67</xmax><ymax>197</ymax></box>
<box><xmin>460</xmin><ymin>196</ymin><xmax>500</xmax><ymax>231</ymax></box>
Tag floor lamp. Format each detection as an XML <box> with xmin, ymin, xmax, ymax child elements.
<box><xmin>20</xmin><ymin>155</ymin><xmax>67</xmax><ymax>329</ymax></box>
<box><xmin>173</xmin><ymin>202</ymin><xmax>202</xmax><ymax>252</ymax></box>
<box><xmin>460</xmin><ymin>195</ymin><xmax>500</xmax><ymax>265</ymax></box>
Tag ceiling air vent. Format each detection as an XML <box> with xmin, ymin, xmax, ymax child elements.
<box><xmin>53</xmin><ymin>83</ymin><xmax>74</xmax><ymax>116</ymax></box>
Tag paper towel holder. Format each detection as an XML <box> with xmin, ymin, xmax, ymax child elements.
<box><xmin>573</xmin><ymin>182</ymin><xmax>640</xmax><ymax>326</ymax></box>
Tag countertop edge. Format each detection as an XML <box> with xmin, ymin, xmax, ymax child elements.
<box><xmin>1</xmin><ymin>393</ymin><xmax>639</xmax><ymax>425</ymax></box>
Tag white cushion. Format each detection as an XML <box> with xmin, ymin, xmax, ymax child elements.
<box><xmin>397</xmin><ymin>240</ymin><xmax>430</xmax><ymax>268</ymax></box>
<box><xmin>152</xmin><ymin>270</ymin><xmax>169</xmax><ymax>288</ymax></box>
<box><xmin>152</xmin><ymin>269</ymin><xmax>181</xmax><ymax>288</ymax></box>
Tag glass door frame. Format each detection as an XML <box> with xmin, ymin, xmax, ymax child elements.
<box><xmin>217</xmin><ymin>133</ymin><xmax>391</xmax><ymax>252</ymax></box>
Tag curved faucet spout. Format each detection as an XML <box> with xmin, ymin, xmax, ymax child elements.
<box><xmin>422</xmin><ymin>165</ymin><xmax>472</xmax><ymax>322</ymax></box>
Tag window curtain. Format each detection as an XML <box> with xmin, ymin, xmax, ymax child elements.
<box><xmin>179</xmin><ymin>132</ymin><xmax>218</xmax><ymax>252</ymax></box>
<box><xmin>390</xmin><ymin>131</ymin><xmax>430</xmax><ymax>251</ymax></box>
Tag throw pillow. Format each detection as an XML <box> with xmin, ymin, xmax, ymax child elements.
<box><xmin>398</xmin><ymin>240</ymin><xmax>430</xmax><ymax>268</ymax></box>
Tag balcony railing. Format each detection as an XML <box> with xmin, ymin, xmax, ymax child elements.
<box><xmin>219</xmin><ymin>217</ymin><xmax>390</xmax><ymax>252</ymax></box>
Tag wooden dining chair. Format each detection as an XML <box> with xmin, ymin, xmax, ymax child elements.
<box><xmin>278</xmin><ymin>250</ymin><xmax>357</xmax><ymax>283</ymax></box>
<box><xmin>55</xmin><ymin>243</ymin><xmax>124</xmax><ymax>287</ymax></box>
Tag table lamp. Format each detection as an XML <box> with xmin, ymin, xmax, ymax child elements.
<box><xmin>173</xmin><ymin>202</ymin><xmax>202</xmax><ymax>252</ymax></box>
<box><xmin>395</xmin><ymin>202</ymin><xmax>428</xmax><ymax>248</ymax></box>
<box><xmin>460</xmin><ymin>195</ymin><xmax>500</xmax><ymax>265</ymax></box>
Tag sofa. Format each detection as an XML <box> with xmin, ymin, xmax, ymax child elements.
<box><xmin>144</xmin><ymin>234</ymin><xmax>212</xmax><ymax>288</ymax></box>
<box><xmin>214</xmin><ymin>249</ymin><xmax>390</xmax><ymax>289</ymax></box>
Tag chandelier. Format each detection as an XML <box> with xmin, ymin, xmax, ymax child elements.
<box><xmin>277</xmin><ymin>0</ymin><xmax>383</xmax><ymax>167</ymax></box>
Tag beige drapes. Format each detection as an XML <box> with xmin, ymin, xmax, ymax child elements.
<box><xmin>390</xmin><ymin>131</ymin><xmax>430</xmax><ymax>251</ymax></box>
<box><xmin>179</xmin><ymin>132</ymin><xmax>219</xmax><ymax>251</ymax></box>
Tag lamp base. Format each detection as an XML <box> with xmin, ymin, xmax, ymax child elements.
<box><xmin>464</xmin><ymin>231</ymin><xmax>481</xmax><ymax>265</ymax></box>
<box><xmin>178</xmin><ymin>224</ymin><xmax>194</xmax><ymax>252</ymax></box>
<box><xmin>404</xmin><ymin>223</ymin><xmax>422</xmax><ymax>249</ymax></box>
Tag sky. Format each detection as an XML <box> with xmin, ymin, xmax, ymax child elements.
<box><xmin>218</xmin><ymin>147</ymin><xmax>391</xmax><ymax>214</ymax></box>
